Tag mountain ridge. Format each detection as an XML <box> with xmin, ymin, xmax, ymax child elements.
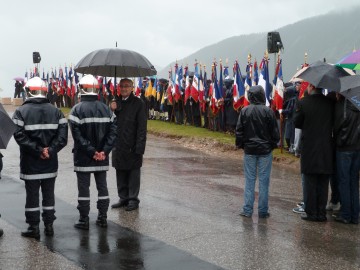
<box><xmin>157</xmin><ymin>6</ymin><xmax>360</xmax><ymax>82</ymax></box>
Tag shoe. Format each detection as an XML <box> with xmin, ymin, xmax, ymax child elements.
<box><xmin>334</xmin><ymin>215</ymin><xmax>350</xmax><ymax>224</ymax></box>
<box><xmin>297</xmin><ymin>202</ymin><xmax>304</xmax><ymax>207</ymax></box>
<box><xmin>317</xmin><ymin>216</ymin><xmax>327</xmax><ymax>222</ymax></box>
<box><xmin>301</xmin><ymin>214</ymin><xmax>318</xmax><ymax>222</ymax></box>
<box><xmin>239</xmin><ymin>211</ymin><xmax>252</xmax><ymax>218</ymax></box>
<box><xmin>259</xmin><ymin>213</ymin><xmax>270</xmax><ymax>218</ymax></box>
<box><xmin>125</xmin><ymin>204</ymin><xmax>139</xmax><ymax>211</ymax></box>
<box><xmin>111</xmin><ymin>201</ymin><xmax>128</xmax><ymax>209</ymax></box>
<box><xmin>293</xmin><ymin>206</ymin><xmax>305</xmax><ymax>214</ymax></box>
<box><xmin>74</xmin><ymin>216</ymin><xmax>89</xmax><ymax>230</ymax></box>
<box><xmin>44</xmin><ymin>223</ymin><xmax>54</xmax><ymax>236</ymax></box>
<box><xmin>21</xmin><ymin>224</ymin><xmax>40</xmax><ymax>239</ymax></box>
<box><xmin>0</xmin><ymin>228</ymin><xmax>3</xmax><ymax>237</ymax></box>
<box><xmin>96</xmin><ymin>214</ymin><xmax>108</xmax><ymax>228</ymax></box>
<box><xmin>351</xmin><ymin>220</ymin><xmax>359</xmax><ymax>224</ymax></box>
<box><xmin>326</xmin><ymin>202</ymin><xmax>341</xmax><ymax>211</ymax></box>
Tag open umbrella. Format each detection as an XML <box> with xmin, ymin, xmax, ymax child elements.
<box><xmin>337</xmin><ymin>50</ymin><xmax>360</xmax><ymax>70</ymax></box>
<box><xmin>13</xmin><ymin>77</ymin><xmax>24</xmax><ymax>82</ymax></box>
<box><xmin>0</xmin><ymin>103</ymin><xmax>16</xmax><ymax>149</ymax></box>
<box><xmin>74</xmin><ymin>48</ymin><xmax>157</xmax><ymax>77</ymax></box>
<box><xmin>338</xmin><ymin>75</ymin><xmax>360</xmax><ymax>110</ymax></box>
<box><xmin>289</xmin><ymin>66</ymin><xmax>308</xmax><ymax>83</ymax></box>
<box><xmin>297</xmin><ymin>60</ymin><xmax>352</xmax><ymax>91</ymax></box>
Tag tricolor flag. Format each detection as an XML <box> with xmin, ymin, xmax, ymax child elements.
<box><xmin>173</xmin><ymin>64</ymin><xmax>182</xmax><ymax>102</ymax></box>
<box><xmin>253</xmin><ymin>60</ymin><xmax>259</xmax><ymax>85</ymax></box>
<box><xmin>258</xmin><ymin>58</ymin><xmax>271</xmax><ymax>106</ymax></box>
<box><xmin>190</xmin><ymin>62</ymin><xmax>200</xmax><ymax>103</ymax></box>
<box><xmin>152</xmin><ymin>78</ymin><xmax>157</xmax><ymax>98</ymax></box>
<box><xmin>243</xmin><ymin>62</ymin><xmax>252</xmax><ymax>107</ymax></box>
<box><xmin>273</xmin><ymin>59</ymin><xmax>284</xmax><ymax>112</ymax></box>
<box><xmin>233</xmin><ymin>61</ymin><xmax>245</xmax><ymax>111</ymax></box>
<box><xmin>135</xmin><ymin>77</ymin><xmax>143</xmax><ymax>97</ymax></box>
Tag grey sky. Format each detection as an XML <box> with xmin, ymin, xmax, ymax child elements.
<box><xmin>0</xmin><ymin>0</ymin><xmax>359</xmax><ymax>97</ymax></box>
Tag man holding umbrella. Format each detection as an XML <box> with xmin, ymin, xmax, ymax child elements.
<box><xmin>294</xmin><ymin>83</ymin><xmax>335</xmax><ymax>222</ymax></box>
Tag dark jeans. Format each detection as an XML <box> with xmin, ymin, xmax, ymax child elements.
<box><xmin>336</xmin><ymin>150</ymin><xmax>360</xmax><ymax>223</ymax></box>
<box><xmin>25</xmin><ymin>178</ymin><xmax>56</xmax><ymax>225</ymax></box>
<box><xmin>116</xmin><ymin>168</ymin><xmax>140</xmax><ymax>206</ymax></box>
<box><xmin>303</xmin><ymin>174</ymin><xmax>330</xmax><ymax>219</ymax></box>
<box><xmin>76</xmin><ymin>171</ymin><xmax>109</xmax><ymax>217</ymax></box>
<box><xmin>329</xmin><ymin>173</ymin><xmax>340</xmax><ymax>204</ymax></box>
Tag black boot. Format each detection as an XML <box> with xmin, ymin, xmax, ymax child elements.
<box><xmin>0</xmin><ymin>228</ymin><xmax>3</xmax><ymax>237</ymax></box>
<box><xmin>21</xmin><ymin>224</ymin><xmax>40</xmax><ymax>239</ymax></box>
<box><xmin>96</xmin><ymin>214</ymin><xmax>107</xmax><ymax>228</ymax></box>
<box><xmin>74</xmin><ymin>216</ymin><xmax>89</xmax><ymax>230</ymax></box>
<box><xmin>44</xmin><ymin>223</ymin><xmax>54</xmax><ymax>236</ymax></box>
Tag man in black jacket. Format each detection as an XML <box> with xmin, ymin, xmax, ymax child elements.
<box><xmin>13</xmin><ymin>77</ymin><xmax>68</xmax><ymax>239</ymax></box>
<box><xmin>235</xmin><ymin>85</ymin><xmax>279</xmax><ymax>218</ymax></box>
<box><xmin>111</xmin><ymin>78</ymin><xmax>147</xmax><ymax>211</ymax></box>
<box><xmin>69</xmin><ymin>75</ymin><xmax>117</xmax><ymax>229</ymax></box>
<box><xmin>294</xmin><ymin>83</ymin><xmax>334</xmax><ymax>222</ymax></box>
<box><xmin>332</xmin><ymin>94</ymin><xmax>360</xmax><ymax>224</ymax></box>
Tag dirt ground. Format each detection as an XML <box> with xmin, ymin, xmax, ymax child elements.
<box><xmin>148</xmin><ymin>130</ymin><xmax>301</xmax><ymax>172</ymax></box>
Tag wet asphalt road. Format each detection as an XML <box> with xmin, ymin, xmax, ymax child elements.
<box><xmin>1</xmin><ymin>111</ymin><xmax>360</xmax><ymax>269</ymax></box>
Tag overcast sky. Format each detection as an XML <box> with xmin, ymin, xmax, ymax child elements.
<box><xmin>0</xmin><ymin>0</ymin><xmax>359</xmax><ymax>97</ymax></box>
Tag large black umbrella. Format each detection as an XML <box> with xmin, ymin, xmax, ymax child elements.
<box><xmin>297</xmin><ymin>60</ymin><xmax>352</xmax><ymax>91</ymax></box>
<box><xmin>339</xmin><ymin>75</ymin><xmax>360</xmax><ymax>110</ymax></box>
<box><xmin>0</xmin><ymin>103</ymin><xmax>16</xmax><ymax>149</ymax></box>
<box><xmin>74</xmin><ymin>48</ymin><xmax>157</xmax><ymax>77</ymax></box>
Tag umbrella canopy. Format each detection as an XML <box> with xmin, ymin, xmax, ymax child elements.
<box><xmin>337</xmin><ymin>50</ymin><xmax>360</xmax><ymax>70</ymax></box>
<box><xmin>74</xmin><ymin>48</ymin><xmax>157</xmax><ymax>77</ymax></box>
<box><xmin>0</xmin><ymin>103</ymin><xmax>17</xmax><ymax>149</ymax></box>
<box><xmin>13</xmin><ymin>77</ymin><xmax>24</xmax><ymax>81</ymax></box>
<box><xmin>297</xmin><ymin>60</ymin><xmax>351</xmax><ymax>91</ymax></box>
<box><xmin>289</xmin><ymin>66</ymin><xmax>308</xmax><ymax>82</ymax></box>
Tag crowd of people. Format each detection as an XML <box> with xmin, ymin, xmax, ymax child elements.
<box><xmin>1</xmin><ymin>64</ymin><xmax>359</xmax><ymax>239</ymax></box>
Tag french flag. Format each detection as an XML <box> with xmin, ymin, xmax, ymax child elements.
<box><xmin>190</xmin><ymin>62</ymin><xmax>200</xmax><ymax>102</ymax></box>
<box><xmin>135</xmin><ymin>77</ymin><xmax>143</xmax><ymax>97</ymax></box>
<box><xmin>258</xmin><ymin>58</ymin><xmax>271</xmax><ymax>106</ymax></box>
<box><xmin>233</xmin><ymin>61</ymin><xmax>245</xmax><ymax>111</ymax></box>
<box><xmin>273</xmin><ymin>59</ymin><xmax>284</xmax><ymax>112</ymax></box>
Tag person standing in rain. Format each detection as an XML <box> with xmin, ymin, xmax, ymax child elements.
<box><xmin>110</xmin><ymin>78</ymin><xmax>147</xmax><ymax>211</ymax></box>
<box><xmin>235</xmin><ymin>85</ymin><xmax>279</xmax><ymax>218</ymax></box>
<box><xmin>68</xmin><ymin>75</ymin><xmax>117</xmax><ymax>230</ymax></box>
<box><xmin>12</xmin><ymin>77</ymin><xmax>68</xmax><ymax>239</ymax></box>
<box><xmin>294</xmin><ymin>83</ymin><xmax>334</xmax><ymax>222</ymax></box>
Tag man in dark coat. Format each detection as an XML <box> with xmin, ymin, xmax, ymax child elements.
<box><xmin>332</xmin><ymin>95</ymin><xmax>360</xmax><ymax>224</ymax></box>
<box><xmin>111</xmin><ymin>78</ymin><xmax>147</xmax><ymax>211</ymax></box>
<box><xmin>13</xmin><ymin>77</ymin><xmax>68</xmax><ymax>239</ymax></box>
<box><xmin>294</xmin><ymin>83</ymin><xmax>334</xmax><ymax>222</ymax></box>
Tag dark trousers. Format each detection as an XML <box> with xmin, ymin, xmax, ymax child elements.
<box><xmin>116</xmin><ymin>168</ymin><xmax>140</xmax><ymax>205</ymax></box>
<box><xmin>336</xmin><ymin>150</ymin><xmax>360</xmax><ymax>223</ymax></box>
<box><xmin>303</xmin><ymin>174</ymin><xmax>330</xmax><ymax>218</ymax></box>
<box><xmin>25</xmin><ymin>178</ymin><xmax>56</xmax><ymax>225</ymax></box>
<box><xmin>76</xmin><ymin>171</ymin><xmax>109</xmax><ymax>217</ymax></box>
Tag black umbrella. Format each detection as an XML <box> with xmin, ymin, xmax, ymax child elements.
<box><xmin>339</xmin><ymin>75</ymin><xmax>360</xmax><ymax>110</ymax></box>
<box><xmin>297</xmin><ymin>60</ymin><xmax>351</xmax><ymax>91</ymax></box>
<box><xmin>0</xmin><ymin>103</ymin><xmax>16</xmax><ymax>149</ymax></box>
<box><xmin>74</xmin><ymin>48</ymin><xmax>157</xmax><ymax>77</ymax></box>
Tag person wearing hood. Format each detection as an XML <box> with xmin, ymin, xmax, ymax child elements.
<box><xmin>332</xmin><ymin>94</ymin><xmax>360</xmax><ymax>224</ymax></box>
<box><xmin>235</xmin><ymin>85</ymin><xmax>280</xmax><ymax>218</ymax></box>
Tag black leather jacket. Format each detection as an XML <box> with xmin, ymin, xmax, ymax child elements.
<box><xmin>13</xmin><ymin>98</ymin><xmax>68</xmax><ymax>180</ymax></box>
<box><xmin>235</xmin><ymin>85</ymin><xmax>280</xmax><ymax>155</ymax></box>
<box><xmin>334</xmin><ymin>98</ymin><xmax>360</xmax><ymax>151</ymax></box>
<box><xmin>69</xmin><ymin>95</ymin><xmax>117</xmax><ymax>172</ymax></box>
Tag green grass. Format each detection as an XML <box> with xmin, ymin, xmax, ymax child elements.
<box><xmin>147</xmin><ymin>120</ymin><xmax>235</xmax><ymax>145</ymax></box>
